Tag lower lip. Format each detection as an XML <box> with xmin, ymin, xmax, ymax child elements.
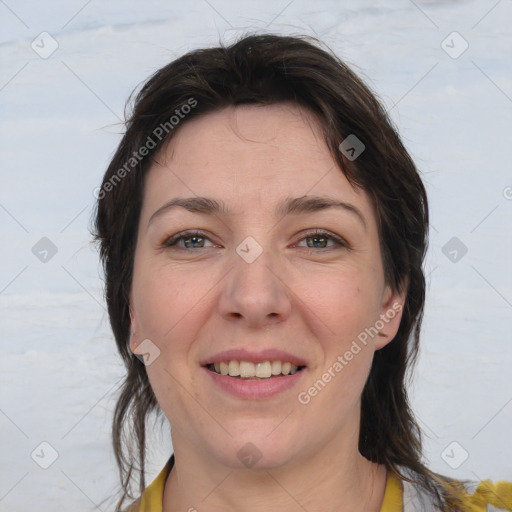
<box><xmin>203</xmin><ymin>367</ymin><xmax>306</xmax><ymax>399</ymax></box>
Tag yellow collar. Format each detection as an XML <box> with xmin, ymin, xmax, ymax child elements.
<box><xmin>135</xmin><ymin>456</ymin><xmax>512</xmax><ymax>511</ymax></box>
<box><xmin>137</xmin><ymin>455</ymin><xmax>403</xmax><ymax>512</ymax></box>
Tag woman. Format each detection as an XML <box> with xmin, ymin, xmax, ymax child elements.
<box><xmin>93</xmin><ymin>34</ymin><xmax>512</xmax><ymax>512</ymax></box>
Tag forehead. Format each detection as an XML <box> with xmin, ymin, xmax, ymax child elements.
<box><xmin>142</xmin><ymin>103</ymin><xmax>375</xmax><ymax>225</ymax></box>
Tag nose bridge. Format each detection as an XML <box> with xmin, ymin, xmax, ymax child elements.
<box><xmin>218</xmin><ymin>236</ymin><xmax>292</xmax><ymax>325</ymax></box>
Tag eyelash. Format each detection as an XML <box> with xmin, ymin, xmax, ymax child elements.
<box><xmin>161</xmin><ymin>229</ymin><xmax>348</xmax><ymax>252</ymax></box>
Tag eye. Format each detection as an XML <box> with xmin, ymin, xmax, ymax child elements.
<box><xmin>161</xmin><ymin>229</ymin><xmax>348</xmax><ymax>251</ymax></box>
<box><xmin>295</xmin><ymin>229</ymin><xmax>348</xmax><ymax>250</ymax></box>
<box><xmin>161</xmin><ymin>231</ymin><xmax>217</xmax><ymax>249</ymax></box>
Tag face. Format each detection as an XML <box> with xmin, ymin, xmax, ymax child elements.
<box><xmin>129</xmin><ymin>103</ymin><xmax>405</xmax><ymax>470</ymax></box>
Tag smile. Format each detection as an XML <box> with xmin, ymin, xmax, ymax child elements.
<box><xmin>206</xmin><ymin>360</ymin><xmax>305</xmax><ymax>379</ymax></box>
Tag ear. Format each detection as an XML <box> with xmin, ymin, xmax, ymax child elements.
<box><xmin>374</xmin><ymin>279</ymin><xmax>407</xmax><ymax>350</ymax></box>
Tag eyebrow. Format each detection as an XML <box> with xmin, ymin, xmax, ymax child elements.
<box><xmin>148</xmin><ymin>195</ymin><xmax>367</xmax><ymax>231</ymax></box>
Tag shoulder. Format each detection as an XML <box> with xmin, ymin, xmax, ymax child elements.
<box><xmin>121</xmin><ymin>455</ymin><xmax>174</xmax><ymax>512</ymax></box>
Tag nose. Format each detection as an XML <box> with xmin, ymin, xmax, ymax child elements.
<box><xmin>217</xmin><ymin>244</ymin><xmax>292</xmax><ymax>328</ymax></box>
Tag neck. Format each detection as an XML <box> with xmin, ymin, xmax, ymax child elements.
<box><xmin>162</xmin><ymin>428</ymin><xmax>387</xmax><ymax>512</ymax></box>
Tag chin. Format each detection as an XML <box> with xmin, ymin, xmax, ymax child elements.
<box><xmin>205</xmin><ymin>424</ymin><xmax>303</xmax><ymax>471</ymax></box>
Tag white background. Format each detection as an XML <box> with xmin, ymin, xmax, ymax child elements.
<box><xmin>0</xmin><ymin>1</ymin><xmax>511</xmax><ymax>510</ymax></box>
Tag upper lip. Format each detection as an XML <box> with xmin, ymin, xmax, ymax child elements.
<box><xmin>200</xmin><ymin>348</ymin><xmax>307</xmax><ymax>367</ymax></box>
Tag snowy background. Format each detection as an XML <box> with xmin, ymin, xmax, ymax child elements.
<box><xmin>0</xmin><ymin>0</ymin><xmax>511</xmax><ymax>510</ymax></box>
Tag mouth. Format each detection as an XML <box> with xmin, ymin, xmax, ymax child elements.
<box><xmin>204</xmin><ymin>360</ymin><xmax>306</xmax><ymax>379</ymax></box>
<box><xmin>201</xmin><ymin>351</ymin><xmax>308</xmax><ymax>399</ymax></box>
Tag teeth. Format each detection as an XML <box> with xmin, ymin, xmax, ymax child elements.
<box><xmin>255</xmin><ymin>361</ymin><xmax>271</xmax><ymax>378</ymax></box>
<box><xmin>209</xmin><ymin>360</ymin><xmax>303</xmax><ymax>378</ymax></box>
<box><xmin>240</xmin><ymin>361</ymin><xmax>255</xmax><ymax>378</ymax></box>
<box><xmin>228</xmin><ymin>360</ymin><xmax>240</xmax><ymax>376</ymax></box>
<box><xmin>271</xmin><ymin>361</ymin><xmax>282</xmax><ymax>375</ymax></box>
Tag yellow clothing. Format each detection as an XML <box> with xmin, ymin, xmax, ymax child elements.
<box><xmin>125</xmin><ymin>455</ymin><xmax>512</xmax><ymax>512</ymax></box>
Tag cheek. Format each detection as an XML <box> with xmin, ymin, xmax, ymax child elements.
<box><xmin>131</xmin><ymin>262</ymin><xmax>216</xmax><ymax>401</ymax></box>
<box><xmin>317</xmin><ymin>272</ymin><xmax>382</xmax><ymax>402</ymax></box>
<box><xmin>144</xmin><ymin>340</ymin><xmax>211</xmax><ymax>437</ymax></box>
<box><xmin>302</xmin><ymin>271</ymin><xmax>381</xmax><ymax>398</ymax></box>
<box><xmin>312</xmin><ymin>270</ymin><xmax>382</xmax><ymax>342</ymax></box>
<box><xmin>132</xmin><ymin>261</ymin><xmax>209</xmax><ymax>340</ymax></box>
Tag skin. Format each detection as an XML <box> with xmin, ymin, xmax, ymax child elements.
<box><xmin>129</xmin><ymin>103</ymin><xmax>406</xmax><ymax>512</ymax></box>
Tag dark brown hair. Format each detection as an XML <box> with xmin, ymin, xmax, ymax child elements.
<box><xmin>93</xmin><ymin>33</ymin><xmax>468</xmax><ymax>511</ymax></box>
